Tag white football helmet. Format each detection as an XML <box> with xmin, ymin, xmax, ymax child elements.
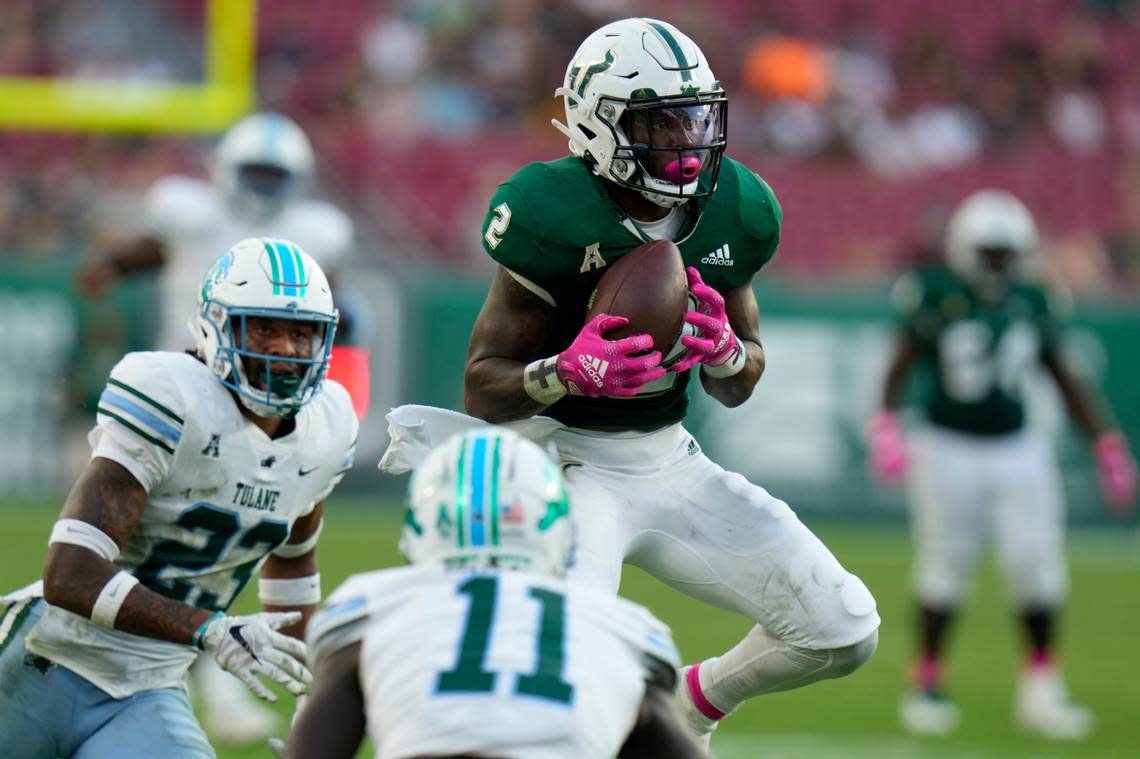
<box><xmin>213</xmin><ymin>112</ymin><xmax>315</xmax><ymax>222</ymax></box>
<box><xmin>945</xmin><ymin>189</ymin><xmax>1039</xmax><ymax>294</ymax></box>
<box><xmin>400</xmin><ymin>427</ymin><xmax>575</xmax><ymax>577</ymax></box>
<box><xmin>552</xmin><ymin>17</ymin><xmax>727</xmax><ymax>208</ymax></box>
<box><xmin>192</xmin><ymin>237</ymin><xmax>338</xmax><ymax>418</ymax></box>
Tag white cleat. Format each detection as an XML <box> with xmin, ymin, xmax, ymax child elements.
<box><xmin>1015</xmin><ymin>667</ymin><xmax>1093</xmax><ymax>740</ymax></box>
<box><xmin>203</xmin><ymin>700</ymin><xmax>279</xmax><ymax>745</ymax></box>
<box><xmin>193</xmin><ymin>657</ymin><xmax>280</xmax><ymax>745</ymax></box>
<box><xmin>900</xmin><ymin>690</ymin><xmax>960</xmax><ymax>736</ymax></box>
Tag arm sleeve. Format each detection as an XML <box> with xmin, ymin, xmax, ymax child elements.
<box><xmin>90</xmin><ymin>353</ymin><xmax>185</xmax><ymax>491</ymax></box>
<box><xmin>307</xmin><ymin>571</ymin><xmax>393</xmax><ymax>661</ymax></box>
<box><xmin>733</xmin><ymin>169</ymin><xmax>783</xmax><ymax>288</ymax></box>
<box><xmin>143</xmin><ymin>176</ymin><xmax>214</xmax><ymax>239</ymax></box>
<box><xmin>598</xmin><ymin>593</ymin><xmax>682</xmax><ymax>684</ymax></box>
<box><xmin>481</xmin><ymin>181</ymin><xmax>551</xmax><ymax>289</ymax></box>
<box><xmin>309</xmin><ymin>384</ymin><xmax>359</xmax><ymax>510</ymax></box>
<box><xmin>1037</xmin><ymin>286</ymin><xmax>1070</xmax><ymax>357</ymax></box>
<box><xmin>301</xmin><ymin>202</ymin><xmax>355</xmax><ymax>270</ymax></box>
<box><xmin>891</xmin><ymin>272</ymin><xmax>939</xmax><ymax>347</ymax></box>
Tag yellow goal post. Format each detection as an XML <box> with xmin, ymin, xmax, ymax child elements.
<box><xmin>0</xmin><ymin>0</ymin><xmax>254</xmax><ymax>133</ymax></box>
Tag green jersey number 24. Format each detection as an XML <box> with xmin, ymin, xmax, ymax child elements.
<box><xmin>938</xmin><ymin>320</ymin><xmax>1039</xmax><ymax>402</ymax></box>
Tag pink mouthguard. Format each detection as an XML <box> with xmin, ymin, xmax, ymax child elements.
<box><xmin>663</xmin><ymin>156</ymin><xmax>701</xmax><ymax>184</ymax></box>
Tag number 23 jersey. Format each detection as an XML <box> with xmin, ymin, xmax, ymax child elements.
<box><xmin>25</xmin><ymin>351</ymin><xmax>357</xmax><ymax>697</ymax></box>
<box><xmin>309</xmin><ymin>564</ymin><xmax>681</xmax><ymax>759</ymax></box>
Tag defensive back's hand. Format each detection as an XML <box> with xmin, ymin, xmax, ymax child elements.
<box><xmin>866</xmin><ymin>410</ymin><xmax>907</xmax><ymax>484</ymax></box>
<box><xmin>200</xmin><ymin>611</ymin><xmax>312</xmax><ymax>702</ymax></box>
<box><xmin>672</xmin><ymin>267</ymin><xmax>740</xmax><ymax>373</ymax></box>
<box><xmin>556</xmin><ymin>313</ymin><xmax>664</xmax><ymax>398</ymax></box>
<box><xmin>1095</xmin><ymin>432</ymin><xmax>1138</xmax><ymax>516</ymax></box>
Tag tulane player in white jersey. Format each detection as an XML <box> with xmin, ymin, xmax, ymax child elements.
<box><xmin>78</xmin><ymin>111</ymin><xmax>366</xmax><ymax>741</ymax></box>
<box><xmin>285</xmin><ymin>428</ymin><xmax>704</xmax><ymax>759</ymax></box>
<box><xmin>80</xmin><ymin>112</ymin><xmax>353</xmax><ymax>353</ymax></box>
<box><xmin>0</xmin><ymin>238</ymin><xmax>358</xmax><ymax>758</ymax></box>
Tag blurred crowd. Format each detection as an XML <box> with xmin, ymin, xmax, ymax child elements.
<box><xmin>3</xmin><ymin>0</ymin><xmax>1140</xmax><ymax>295</ymax></box>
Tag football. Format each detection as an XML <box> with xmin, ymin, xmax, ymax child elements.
<box><xmin>584</xmin><ymin>239</ymin><xmax>689</xmax><ymax>358</ymax></box>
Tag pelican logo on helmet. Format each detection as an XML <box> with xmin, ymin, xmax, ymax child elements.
<box><xmin>201</xmin><ymin>251</ymin><xmax>234</xmax><ymax>302</ymax></box>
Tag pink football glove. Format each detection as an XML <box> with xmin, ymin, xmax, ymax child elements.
<box><xmin>672</xmin><ymin>267</ymin><xmax>741</xmax><ymax>373</ymax></box>
<box><xmin>1094</xmin><ymin>432</ymin><xmax>1137</xmax><ymax>515</ymax></box>
<box><xmin>556</xmin><ymin>314</ymin><xmax>665</xmax><ymax>398</ymax></box>
<box><xmin>866</xmin><ymin>410</ymin><xmax>907</xmax><ymax>484</ymax></box>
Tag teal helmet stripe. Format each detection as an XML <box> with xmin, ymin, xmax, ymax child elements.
<box><xmin>489</xmin><ymin>434</ymin><xmax>501</xmax><ymax>545</ymax></box>
<box><xmin>263</xmin><ymin>113</ymin><xmax>282</xmax><ymax>162</ymax></box>
<box><xmin>454</xmin><ymin>437</ymin><xmax>467</xmax><ymax>548</ymax></box>
<box><xmin>288</xmin><ymin>241</ymin><xmax>307</xmax><ymax>297</ymax></box>
<box><xmin>261</xmin><ymin>239</ymin><xmax>282</xmax><ymax>295</ymax></box>
<box><xmin>273</xmin><ymin>240</ymin><xmax>299</xmax><ymax>296</ymax></box>
<box><xmin>469</xmin><ymin>435</ymin><xmax>488</xmax><ymax>546</ymax></box>
<box><xmin>645</xmin><ymin>20</ymin><xmax>693</xmax><ymax>81</ymax></box>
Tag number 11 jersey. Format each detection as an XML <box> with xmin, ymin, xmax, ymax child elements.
<box><xmin>309</xmin><ymin>564</ymin><xmax>681</xmax><ymax>759</ymax></box>
<box><xmin>25</xmin><ymin>351</ymin><xmax>357</xmax><ymax>697</ymax></box>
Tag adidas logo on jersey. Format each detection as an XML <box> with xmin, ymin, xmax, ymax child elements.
<box><xmin>578</xmin><ymin>354</ymin><xmax>609</xmax><ymax>388</ymax></box>
<box><xmin>701</xmin><ymin>244</ymin><xmax>734</xmax><ymax>266</ymax></box>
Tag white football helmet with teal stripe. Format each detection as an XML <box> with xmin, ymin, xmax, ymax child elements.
<box><xmin>553</xmin><ymin>17</ymin><xmax>727</xmax><ymax>208</ymax></box>
<box><xmin>192</xmin><ymin>237</ymin><xmax>338</xmax><ymax>418</ymax></box>
<box><xmin>213</xmin><ymin>112</ymin><xmax>314</xmax><ymax>222</ymax></box>
<box><xmin>401</xmin><ymin>428</ymin><xmax>575</xmax><ymax>577</ymax></box>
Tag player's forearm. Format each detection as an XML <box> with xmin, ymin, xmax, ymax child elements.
<box><xmin>261</xmin><ymin>551</ymin><xmax>322</xmax><ymax>641</ymax></box>
<box><xmin>464</xmin><ymin>357</ymin><xmax>551</xmax><ymax>422</ymax></box>
<box><xmin>881</xmin><ymin>335</ymin><xmax>919</xmax><ymax>409</ymax></box>
<box><xmin>699</xmin><ymin>339</ymin><xmax>765</xmax><ymax>407</ymax></box>
<box><xmin>42</xmin><ymin>543</ymin><xmax>212</xmax><ymax>645</ymax></box>
<box><xmin>288</xmin><ymin>644</ymin><xmax>366</xmax><ymax>759</ymax></box>
<box><xmin>1047</xmin><ymin>352</ymin><xmax>1111</xmax><ymax>439</ymax></box>
<box><xmin>102</xmin><ymin>235</ymin><xmax>167</xmax><ymax>275</ymax></box>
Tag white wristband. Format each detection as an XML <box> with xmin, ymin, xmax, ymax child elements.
<box><xmin>259</xmin><ymin>574</ymin><xmax>321</xmax><ymax>606</ymax></box>
<box><xmin>272</xmin><ymin>519</ymin><xmax>324</xmax><ymax>559</ymax></box>
<box><xmin>91</xmin><ymin>571</ymin><xmax>139</xmax><ymax>628</ymax></box>
<box><xmin>50</xmin><ymin>519</ymin><xmax>120</xmax><ymax>562</ymax></box>
<box><xmin>702</xmin><ymin>336</ymin><xmax>747</xmax><ymax>378</ymax></box>
<box><xmin>523</xmin><ymin>356</ymin><xmax>567</xmax><ymax>405</ymax></box>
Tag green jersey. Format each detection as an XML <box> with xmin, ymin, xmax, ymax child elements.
<box><xmin>894</xmin><ymin>265</ymin><xmax>1063</xmax><ymax>436</ymax></box>
<box><xmin>481</xmin><ymin>155</ymin><xmax>781</xmax><ymax>429</ymax></box>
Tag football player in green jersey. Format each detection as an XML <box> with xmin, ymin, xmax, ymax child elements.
<box><xmin>463</xmin><ymin>18</ymin><xmax>880</xmax><ymax>747</ymax></box>
<box><xmin>868</xmin><ymin>189</ymin><xmax>1138</xmax><ymax>739</ymax></box>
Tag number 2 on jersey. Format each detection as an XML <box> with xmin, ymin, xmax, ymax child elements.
<box><xmin>483</xmin><ymin>203</ymin><xmax>512</xmax><ymax>250</ymax></box>
<box><xmin>436</xmin><ymin>575</ymin><xmax>574</xmax><ymax>704</ymax></box>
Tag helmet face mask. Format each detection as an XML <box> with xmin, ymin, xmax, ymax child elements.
<box><xmin>213</xmin><ymin>113</ymin><xmax>315</xmax><ymax>222</ymax></box>
<box><xmin>553</xmin><ymin>18</ymin><xmax>728</xmax><ymax>208</ymax></box>
<box><xmin>193</xmin><ymin>238</ymin><xmax>338</xmax><ymax>418</ymax></box>
<box><xmin>400</xmin><ymin>428</ymin><xmax>575</xmax><ymax>578</ymax></box>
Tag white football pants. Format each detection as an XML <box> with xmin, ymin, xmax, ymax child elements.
<box><xmin>907</xmin><ymin>425</ymin><xmax>1068</xmax><ymax>608</ymax></box>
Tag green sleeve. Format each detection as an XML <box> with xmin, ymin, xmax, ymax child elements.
<box><xmin>892</xmin><ymin>271</ymin><xmax>940</xmax><ymax>347</ymax></box>
<box><xmin>1035</xmin><ymin>286</ymin><xmax>1069</xmax><ymax>356</ymax></box>
<box><xmin>481</xmin><ymin>181</ymin><xmax>548</xmax><ymax>286</ymax></box>
<box><xmin>732</xmin><ymin>168</ymin><xmax>782</xmax><ymax>288</ymax></box>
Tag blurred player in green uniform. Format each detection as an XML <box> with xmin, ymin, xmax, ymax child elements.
<box><xmin>868</xmin><ymin>189</ymin><xmax>1138</xmax><ymax>739</ymax></box>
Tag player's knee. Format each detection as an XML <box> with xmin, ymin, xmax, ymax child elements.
<box><xmin>825</xmin><ymin>629</ymin><xmax>878</xmax><ymax>679</ymax></box>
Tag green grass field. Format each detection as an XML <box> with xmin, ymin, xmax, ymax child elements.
<box><xmin>2</xmin><ymin>498</ymin><xmax>1137</xmax><ymax>759</ymax></box>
